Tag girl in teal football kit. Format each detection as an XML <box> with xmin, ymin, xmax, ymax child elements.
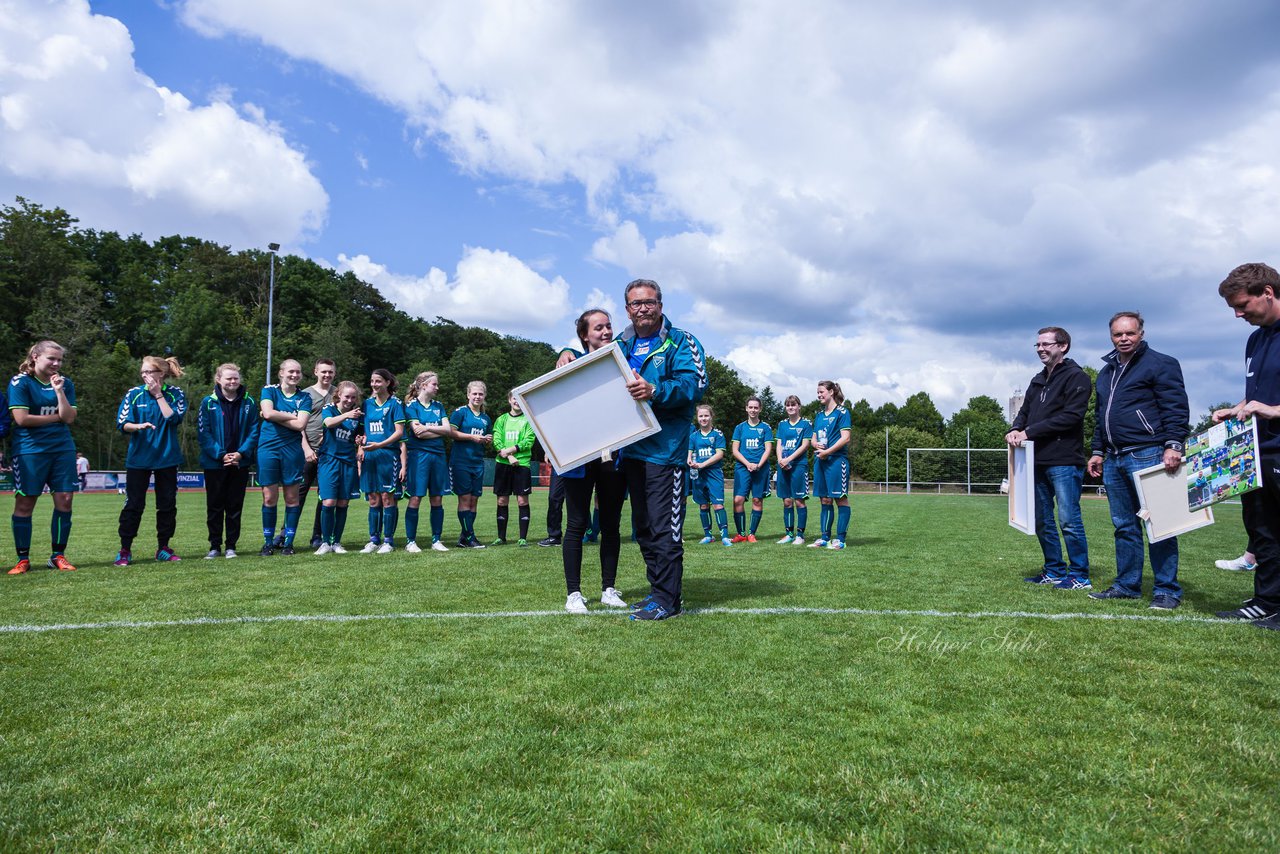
<box><xmin>774</xmin><ymin>394</ymin><xmax>813</xmax><ymax>544</ymax></box>
<box><xmin>257</xmin><ymin>359</ymin><xmax>313</xmax><ymax>555</ymax></box>
<box><xmin>731</xmin><ymin>396</ymin><xmax>773</xmax><ymax>542</ymax></box>
<box><xmin>811</xmin><ymin>380</ymin><xmax>852</xmax><ymax>550</ymax></box>
<box><xmin>359</xmin><ymin>369</ymin><xmax>406</xmax><ymax>553</ymax></box>
<box><xmin>7</xmin><ymin>341</ymin><xmax>78</xmax><ymax>575</ymax></box>
<box><xmin>315</xmin><ymin>381</ymin><xmax>362</xmax><ymax>554</ymax></box>
<box><xmin>114</xmin><ymin>355</ymin><xmax>187</xmax><ymax>566</ymax></box>
<box><xmin>688</xmin><ymin>404</ymin><xmax>732</xmax><ymax>547</ymax></box>
<box><xmin>404</xmin><ymin>371</ymin><xmax>452</xmax><ymax>552</ymax></box>
<box><xmin>449</xmin><ymin>380</ymin><xmax>493</xmax><ymax>548</ymax></box>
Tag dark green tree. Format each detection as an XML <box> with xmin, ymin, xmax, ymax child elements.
<box><xmin>897</xmin><ymin>391</ymin><xmax>945</xmax><ymax>437</ymax></box>
<box><xmin>757</xmin><ymin>386</ymin><xmax>784</xmax><ymax>427</ymax></box>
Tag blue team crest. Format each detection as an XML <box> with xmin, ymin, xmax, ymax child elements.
<box><xmin>654</xmin><ymin>355</ymin><xmax>666</xmax><ymax>369</ymax></box>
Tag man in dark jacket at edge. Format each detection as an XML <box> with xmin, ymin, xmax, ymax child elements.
<box><xmin>1007</xmin><ymin>326</ymin><xmax>1093</xmax><ymax>590</ymax></box>
<box><xmin>1212</xmin><ymin>262</ymin><xmax>1280</xmax><ymax>630</ymax></box>
<box><xmin>1086</xmin><ymin>311</ymin><xmax>1190</xmax><ymax>610</ymax></box>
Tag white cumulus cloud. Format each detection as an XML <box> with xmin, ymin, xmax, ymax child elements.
<box><xmin>335</xmin><ymin>246</ymin><xmax>572</xmax><ymax>340</ymax></box>
<box><xmin>0</xmin><ymin>0</ymin><xmax>327</xmax><ymax>247</ymax></box>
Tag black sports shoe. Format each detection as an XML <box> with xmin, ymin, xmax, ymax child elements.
<box><xmin>1252</xmin><ymin>613</ymin><xmax>1280</xmax><ymax>632</ymax></box>
<box><xmin>280</xmin><ymin>546</ymin><xmax>296</xmax><ymax>556</ymax></box>
<box><xmin>1088</xmin><ymin>587</ymin><xmax>1140</xmax><ymax>600</ymax></box>
<box><xmin>309</xmin><ymin>537</ymin><xmax>323</xmax><ymax>549</ymax></box>
<box><xmin>1216</xmin><ymin>598</ymin><xmax>1277</xmax><ymax>620</ymax></box>
<box><xmin>538</xmin><ymin>537</ymin><xmax>562</xmax><ymax>547</ymax></box>
<box><xmin>259</xmin><ymin>544</ymin><xmax>275</xmax><ymax>557</ymax></box>
<box><xmin>629</xmin><ymin>600</ymin><xmax>676</xmax><ymax>621</ymax></box>
<box><xmin>456</xmin><ymin>538</ymin><xmax>473</xmax><ymax>549</ymax></box>
<box><xmin>272</xmin><ymin>535</ymin><xmax>286</xmax><ymax>549</ymax></box>
<box><xmin>628</xmin><ymin>593</ymin><xmax>683</xmax><ymax>614</ymax></box>
<box><xmin>1148</xmin><ymin>595</ymin><xmax>1180</xmax><ymax>610</ymax></box>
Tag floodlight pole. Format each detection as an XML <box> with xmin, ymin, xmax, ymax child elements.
<box><xmin>265</xmin><ymin>242</ymin><xmax>280</xmax><ymax>387</ymax></box>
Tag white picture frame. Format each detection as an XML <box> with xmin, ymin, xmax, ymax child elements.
<box><xmin>1132</xmin><ymin>460</ymin><xmax>1214</xmax><ymax>544</ymax></box>
<box><xmin>512</xmin><ymin>343</ymin><xmax>661</xmax><ymax>474</ymax></box>
<box><xmin>1008</xmin><ymin>441</ymin><xmax>1035</xmax><ymax>535</ymax></box>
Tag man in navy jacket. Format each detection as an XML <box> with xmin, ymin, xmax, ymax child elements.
<box><xmin>617</xmin><ymin>278</ymin><xmax>708</xmax><ymax>621</ymax></box>
<box><xmin>1007</xmin><ymin>327</ymin><xmax>1092</xmax><ymax>590</ymax></box>
<box><xmin>1086</xmin><ymin>311</ymin><xmax>1189</xmax><ymax>610</ymax></box>
<box><xmin>1212</xmin><ymin>263</ymin><xmax>1280</xmax><ymax>630</ymax></box>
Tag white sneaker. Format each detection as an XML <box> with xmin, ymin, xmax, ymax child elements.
<box><xmin>224</xmin><ymin>549</ymin><xmax>238</xmax><ymax>559</ymax></box>
<box><xmin>1216</xmin><ymin>554</ymin><xmax>1257</xmax><ymax>571</ymax></box>
<box><xmin>776</xmin><ymin>534</ymin><xmax>794</xmax><ymax>545</ymax></box>
<box><xmin>314</xmin><ymin>543</ymin><xmax>333</xmax><ymax>555</ymax></box>
<box><xmin>565</xmin><ymin>591</ymin><xmax>589</xmax><ymax>614</ymax></box>
<box><xmin>376</xmin><ymin>542</ymin><xmax>394</xmax><ymax>554</ymax></box>
<box><xmin>699</xmin><ymin>535</ymin><xmax>714</xmax><ymax>544</ymax></box>
<box><xmin>330</xmin><ymin>543</ymin><xmax>348</xmax><ymax>554</ymax></box>
<box><xmin>792</xmin><ymin>536</ymin><xmax>805</xmax><ymax>546</ymax></box>
<box><xmin>431</xmin><ymin>540</ymin><xmax>449</xmax><ymax>552</ymax></box>
<box><xmin>601</xmin><ymin>587</ymin><xmax>628</xmax><ymax>608</ymax></box>
<box><xmin>205</xmin><ymin>548</ymin><xmax>220</xmax><ymax>559</ymax></box>
<box><xmin>807</xmin><ymin>538</ymin><xmax>829</xmax><ymax>548</ymax></box>
<box><xmin>360</xmin><ymin>541</ymin><xmax>378</xmax><ymax>554</ymax></box>
<box><xmin>405</xmin><ymin>541</ymin><xmax>422</xmax><ymax>553</ymax></box>
<box><xmin>826</xmin><ymin>539</ymin><xmax>846</xmax><ymax>550</ymax></box>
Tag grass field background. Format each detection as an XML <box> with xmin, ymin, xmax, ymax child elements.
<box><xmin>1</xmin><ymin>490</ymin><xmax>1276</xmax><ymax>851</ymax></box>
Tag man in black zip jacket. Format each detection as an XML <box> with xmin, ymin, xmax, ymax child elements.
<box><xmin>1212</xmin><ymin>263</ymin><xmax>1280</xmax><ymax>630</ymax></box>
<box><xmin>1007</xmin><ymin>326</ymin><xmax>1093</xmax><ymax>590</ymax></box>
<box><xmin>1086</xmin><ymin>311</ymin><xmax>1189</xmax><ymax>610</ymax></box>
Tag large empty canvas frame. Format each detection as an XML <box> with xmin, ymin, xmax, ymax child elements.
<box><xmin>512</xmin><ymin>344</ymin><xmax>661</xmax><ymax>474</ymax></box>
<box><xmin>1007</xmin><ymin>441</ymin><xmax>1035</xmax><ymax>535</ymax></box>
<box><xmin>1132</xmin><ymin>461</ymin><xmax>1214</xmax><ymax>544</ymax></box>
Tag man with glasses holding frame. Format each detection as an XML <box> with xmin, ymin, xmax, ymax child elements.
<box><xmin>1007</xmin><ymin>327</ymin><xmax>1093</xmax><ymax>590</ymax></box>
<box><xmin>617</xmin><ymin>279</ymin><xmax>708</xmax><ymax>621</ymax></box>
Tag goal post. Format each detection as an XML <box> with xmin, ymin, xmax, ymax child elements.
<box><xmin>905</xmin><ymin>447</ymin><xmax>1008</xmax><ymax>494</ymax></box>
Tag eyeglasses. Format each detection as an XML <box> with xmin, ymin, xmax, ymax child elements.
<box><xmin>627</xmin><ymin>299</ymin><xmax>661</xmax><ymax>309</ymax></box>
<box><xmin>1033</xmin><ymin>343</ymin><xmax>1062</xmax><ymax>351</ymax></box>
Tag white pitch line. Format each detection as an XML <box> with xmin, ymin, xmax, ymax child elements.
<box><xmin>0</xmin><ymin>605</ymin><xmax>1245</xmax><ymax>634</ymax></box>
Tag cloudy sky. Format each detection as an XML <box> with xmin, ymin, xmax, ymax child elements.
<box><xmin>3</xmin><ymin>0</ymin><xmax>1279</xmax><ymax>420</ymax></box>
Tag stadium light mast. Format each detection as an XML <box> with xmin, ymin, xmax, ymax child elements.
<box><xmin>265</xmin><ymin>242</ymin><xmax>280</xmax><ymax>387</ymax></box>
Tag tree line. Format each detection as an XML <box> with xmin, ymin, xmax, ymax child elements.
<box><xmin>7</xmin><ymin>195</ymin><xmax>1183</xmax><ymax>485</ymax></box>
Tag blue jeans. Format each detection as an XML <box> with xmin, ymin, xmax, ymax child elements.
<box><xmin>1033</xmin><ymin>465</ymin><xmax>1089</xmax><ymax>579</ymax></box>
<box><xmin>1102</xmin><ymin>446</ymin><xmax>1180</xmax><ymax>599</ymax></box>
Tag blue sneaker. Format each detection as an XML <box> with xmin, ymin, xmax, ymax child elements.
<box><xmin>699</xmin><ymin>534</ymin><xmax>714</xmax><ymax>545</ymax></box>
<box><xmin>1053</xmin><ymin>575</ymin><xmax>1092</xmax><ymax>591</ymax></box>
<box><xmin>721</xmin><ymin>536</ymin><xmax>733</xmax><ymax>547</ymax></box>
<box><xmin>630</xmin><ymin>600</ymin><xmax>676</xmax><ymax>621</ymax></box>
<box><xmin>630</xmin><ymin>593</ymin><xmax>655</xmax><ymax>611</ymax></box>
<box><xmin>1023</xmin><ymin>572</ymin><xmax>1061</xmax><ymax>585</ymax></box>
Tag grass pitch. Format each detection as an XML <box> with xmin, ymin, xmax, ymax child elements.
<box><xmin>1</xmin><ymin>491</ymin><xmax>1276</xmax><ymax>851</ymax></box>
